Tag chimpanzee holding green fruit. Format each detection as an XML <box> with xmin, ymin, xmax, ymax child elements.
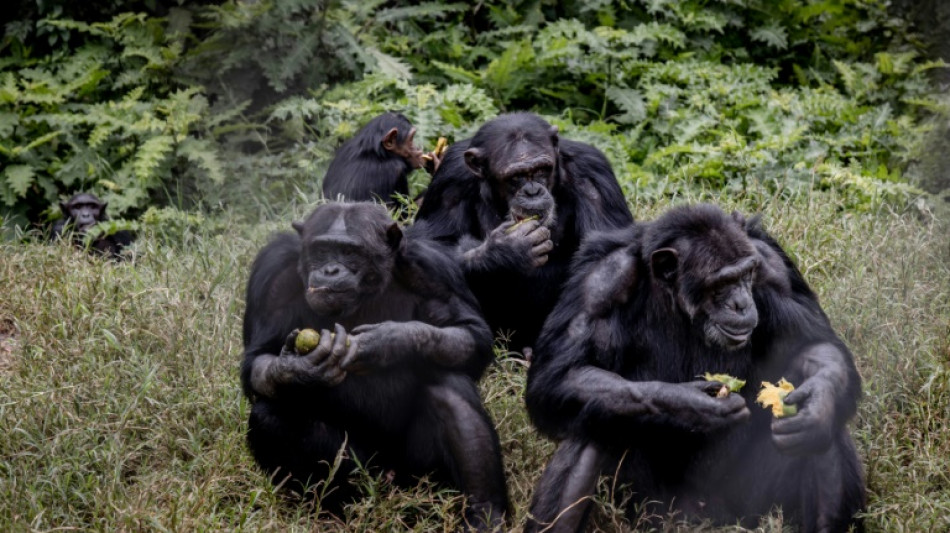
<box><xmin>240</xmin><ymin>202</ymin><xmax>508</xmax><ymax>530</ymax></box>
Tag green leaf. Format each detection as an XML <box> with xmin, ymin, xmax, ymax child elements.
<box><xmin>133</xmin><ymin>135</ymin><xmax>175</xmax><ymax>183</ymax></box>
<box><xmin>3</xmin><ymin>165</ymin><xmax>36</xmax><ymax>198</ymax></box>
<box><xmin>367</xmin><ymin>47</ymin><xmax>413</xmax><ymax>80</ymax></box>
<box><xmin>606</xmin><ymin>87</ymin><xmax>646</xmax><ymax>124</ymax></box>
<box><xmin>375</xmin><ymin>2</ymin><xmax>467</xmax><ymax>22</ymax></box>
<box><xmin>750</xmin><ymin>24</ymin><xmax>788</xmax><ymax>50</ymax></box>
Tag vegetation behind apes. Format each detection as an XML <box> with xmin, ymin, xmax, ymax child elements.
<box><xmin>1</xmin><ymin>0</ymin><xmax>947</xmax><ymax>226</ymax></box>
<box><xmin>1</xmin><ymin>0</ymin><xmax>949</xmax><ymax>531</ymax></box>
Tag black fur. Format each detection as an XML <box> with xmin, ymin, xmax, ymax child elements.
<box><xmin>51</xmin><ymin>193</ymin><xmax>132</xmax><ymax>260</ymax></box>
<box><xmin>321</xmin><ymin>112</ymin><xmax>417</xmax><ymax>204</ymax></box>
<box><xmin>241</xmin><ymin>202</ymin><xmax>508</xmax><ymax>529</ymax></box>
<box><xmin>525</xmin><ymin>203</ymin><xmax>865</xmax><ymax>532</ymax></box>
<box><xmin>415</xmin><ymin>112</ymin><xmax>633</xmax><ymax>352</ymax></box>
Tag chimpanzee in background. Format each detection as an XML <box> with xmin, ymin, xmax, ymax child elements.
<box><xmin>524</xmin><ymin>203</ymin><xmax>865</xmax><ymax>533</ymax></box>
<box><xmin>241</xmin><ymin>202</ymin><xmax>508</xmax><ymax>530</ymax></box>
<box><xmin>321</xmin><ymin>112</ymin><xmax>438</xmax><ymax>206</ymax></box>
<box><xmin>414</xmin><ymin>112</ymin><xmax>633</xmax><ymax>355</ymax></box>
<box><xmin>51</xmin><ymin>193</ymin><xmax>132</xmax><ymax>259</ymax></box>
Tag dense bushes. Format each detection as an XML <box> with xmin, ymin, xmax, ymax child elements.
<box><xmin>1</xmin><ymin>0</ymin><xmax>944</xmax><ymax>232</ymax></box>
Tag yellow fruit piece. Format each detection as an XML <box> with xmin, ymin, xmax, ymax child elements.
<box><xmin>434</xmin><ymin>136</ymin><xmax>448</xmax><ymax>157</ymax></box>
<box><xmin>702</xmin><ymin>372</ymin><xmax>746</xmax><ymax>392</ymax></box>
<box><xmin>756</xmin><ymin>378</ymin><xmax>798</xmax><ymax>417</ymax></box>
<box><xmin>505</xmin><ymin>215</ymin><xmax>540</xmax><ymax>234</ymax></box>
<box><xmin>295</xmin><ymin>328</ymin><xmax>321</xmax><ymax>354</ymax></box>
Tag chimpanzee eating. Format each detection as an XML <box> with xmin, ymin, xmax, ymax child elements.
<box><xmin>414</xmin><ymin>112</ymin><xmax>633</xmax><ymax>355</ymax></box>
<box><xmin>321</xmin><ymin>112</ymin><xmax>438</xmax><ymax>206</ymax></box>
<box><xmin>524</xmin><ymin>203</ymin><xmax>865</xmax><ymax>533</ymax></box>
<box><xmin>51</xmin><ymin>192</ymin><xmax>132</xmax><ymax>259</ymax></box>
<box><xmin>240</xmin><ymin>202</ymin><xmax>508</xmax><ymax>530</ymax></box>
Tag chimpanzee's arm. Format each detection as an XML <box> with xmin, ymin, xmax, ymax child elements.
<box><xmin>241</xmin><ymin>234</ymin><xmax>349</xmax><ymax>401</ymax></box>
<box><xmin>747</xmin><ymin>223</ymin><xmax>862</xmax><ymax>455</ymax></box>
<box><xmin>340</xmin><ymin>233</ymin><xmax>495</xmax><ymax>381</ymax></box>
<box><xmin>526</xmin><ymin>230</ymin><xmax>748</xmax><ymax>439</ymax></box>
<box><xmin>557</xmin><ymin>140</ymin><xmax>634</xmax><ymax>235</ymax></box>
<box><xmin>459</xmin><ymin>219</ymin><xmax>552</xmax><ymax>274</ymax></box>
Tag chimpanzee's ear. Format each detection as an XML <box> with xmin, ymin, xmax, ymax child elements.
<box><xmin>292</xmin><ymin>221</ymin><xmax>305</xmax><ymax>235</ymax></box>
<box><xmin>385</xmin><ymin>222</ymin><xmax>404</xmax><ymax>251</ymax></box>
<box><xmin>650</xmin><ymin>248</ymin><xmax>679</xmax><ymax>284</ymax></box>
<box><xmin>549</xmin><ymin>124</ymin><xmax>559</xmax><ymax>149</ymax></box>
<box><xmin>464</xmin><ymin>147</ymin><xmax>484</xmax><ymax>178</ymax></box>
<box><xmin>381</xmin><ymin>127</ymin><xmax>399</xmax><ymax>152</ymax></box>
<box><xmin>60</xmin><ymin>202</ymin><xmax>70</xmax><ymax>215</ymax></box>
<box><xmin>99</xmin><ymin>201</ymin><xmax>108</xmax><ymax>217</ymax></box>
<box><xmin>731</xmin><ymin>210</ymin><xmax>746</xmax><ymax>227</ymax></box>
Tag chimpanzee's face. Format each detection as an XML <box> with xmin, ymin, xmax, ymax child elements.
<box><xmin>464</xmin><ymin>116</ymin><xmax>561</xmax><ymax>227</ymax></box>
<box><xmin>649</xmin><ymin>215</ymin><xmax>760</xmax><ymax>351</ymax></box>
<box><xmin>294</xmin><ymin>204</ymin><xmax>400</xmax><ymax>318</ymax></box>
<box><xmin>62</xmin><ymin>194</ymin><xmax>107</xmax><ymax>232</ymax></box>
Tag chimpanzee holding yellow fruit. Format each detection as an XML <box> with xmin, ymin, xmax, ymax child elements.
<box><xmin>525</xmin><ymin>204</ymin><xmax>865</xmax><ymax>533</ymax></box>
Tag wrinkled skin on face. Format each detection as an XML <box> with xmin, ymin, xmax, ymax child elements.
<box><xmin>463</xmin><ymin>115</ymin><xmax>560</xmax><ymax>228</ymax></box>
<box><xmin>61</xmin><ymin>193</ymin><xmax>107</xmax><ymax>232</ymax></box>
<box><xmin>649</xmin><ymin>212</ymin><xmax>760</xmax><ymax>350</ymax></box>
<box><xmin>292</xmin><ymin>203</ymin><xmax>401</xmax><ymax>319</ymax></box>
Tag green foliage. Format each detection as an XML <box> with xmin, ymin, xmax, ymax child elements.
<box><xmin>3</xmin><ymin>0</ymin><xmax>944</xmax><ymax>226</ymax></box>
<box><xmin>0</xmin><ymin>13</ymin><xmax>223</xmax><ymax>223</ymax></box>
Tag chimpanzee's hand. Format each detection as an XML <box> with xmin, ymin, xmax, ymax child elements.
<box><xmin>771</xmin><ymin>376</ymin><xmax>836</xmax><ymax>455</ymax></box>
<box><xmin>422</xmin><ymin>151</ymin><xmax>443</xmax><ymax>175</ymax></box>
<box><xmin>485</xmin><ymin>219</ymin><xmax>553</xmax><ymax>272</ymax></box>
<box><xmin>280</xmin><ymin>324</ymin><xmax>351</xmax><ymax>387</ymax></box>
<box><xmin>650</xmin><ymin>381</ymin><xmax>750</xmax><ymax>432</ymax></box>
<box><xmin>340</xmin><ymin>321</ymin><xmax>415</xmax><ymax>374</ymax></box>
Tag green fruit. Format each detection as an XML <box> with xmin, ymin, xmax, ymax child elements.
<box><xmin>702</xmin><ymin>372</ymin><xmax>746</xmax><ymax>392</ymax></box>
<box><xmin>778</xmin><ymin>392</ymin><xmax>799</xmax><ymax>417</ymax></box>
<box><xmin>295</xmin><ymin>328</ymin><xmax>321</xmax><ymax>354</ymax></box>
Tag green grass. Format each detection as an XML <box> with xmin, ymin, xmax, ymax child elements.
<box><xmin>1</xmin><ymin>189</ymin><xmax>948</xmax><ymax>531</ymax></box>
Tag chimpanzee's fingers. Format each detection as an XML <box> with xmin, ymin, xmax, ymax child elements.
<box><xmin>526</xmin><ymin>224</ymin><xmax>550</xmax><ymax>244</ymax></box>
<box><xmin>339</xmin><ymin>337</ymin><xmax>362</xmax><ymax>371</ymax></box>
<box><xmin>531</xmin><ymin>240</ymin><xmax>554</xmax><ymax>258</ymax></box>
<box><xmin>782</xmin><ymin>383</ymin><xmax>813</xmax><ymax>406</ymax></box>
<box><xmin>327</xmin><ymin>323</ymin><xmax>350</xmax><ymax>366</ymax></box>
<box><xmin>350</xmin><ymin>324</ymin><xmax>377</xmax><ymax>335</ymax></box>
<box><xmin>283</xmin><ymin>328</ymin><xmax>301</xmax><ymax>352</ymax></box>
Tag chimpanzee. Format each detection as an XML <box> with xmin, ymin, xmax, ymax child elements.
<box><xmin>241</xmin><ymin>202</ymin><xmax>508</xmax><ymax>530</ymax></box>
<box><xmin>51</xmin><ymin>193</ymin><xmax>132</xmax><ymax>259</ymax></box>
<box><xmin>524</xmin><ymin>203</ymin><xmax>865</xmax><ymax>533</ymax></box>
<box><xmin>414</xmin><ymin>112</ymin><xmax>633</xmax><ymax>354</ymax></box>
<box><xmin>321</xmin><ymin>112</ymin><xmax>438</xmax><ymax>206</ymax></box>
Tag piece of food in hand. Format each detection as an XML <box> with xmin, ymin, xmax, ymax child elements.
<box><xmin>505</xmin><ymin>214</ymin><xmax>540</xmax><ymax>234</ymax></box>
<box><xmin>422</xmin><ymin>136</ymin><xmax>449</xmax><ymax>161</ymax></box>
<box><xmin>433</xmin><ymin>136</ymin><xmax>448</xmax><ymax>157</ymax></box>
<box><xmin>295</xmin><ymin>328</ymin><xmax>321</xmax><ymax>354</ymax></box>
<box><xmin>702</xmin><ymin>372</ymin><xmax>746</xmax><ymax>393</ymax></box>
<box><xmin>756</xmin><ymin>378</ymin><xmax>798</xmax><ymax>417</ymax></box>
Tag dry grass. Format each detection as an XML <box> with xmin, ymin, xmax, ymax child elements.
<box><xmin>0</xmin><ymin>189</ymin><xmax>947</xmax><ymax>531</ymax></box>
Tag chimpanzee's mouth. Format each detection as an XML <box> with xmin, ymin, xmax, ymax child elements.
<box><xmin>307</xmin><ymin>286</ymin><xmax>342</xmax><ymax>295</ymax></box>
<box><xmin>716</xmin><ymin>324</ymin><xmax>754</xmax><ymax>344</ymax></box>
<box><xmin>511</xmin><ymin>207</ymin><xmax>550</xmax><ymax>222</ymax></box>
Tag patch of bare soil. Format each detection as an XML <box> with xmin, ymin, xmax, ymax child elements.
<box><xmin>0</xmin><ymin>316</ymin><xmax>17</xmax><ymax>373</ymax></box>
